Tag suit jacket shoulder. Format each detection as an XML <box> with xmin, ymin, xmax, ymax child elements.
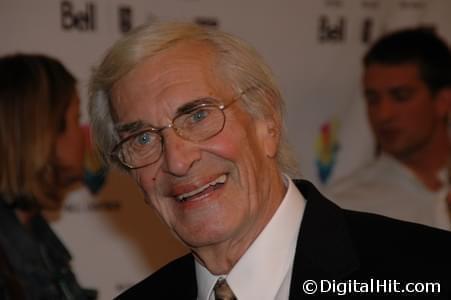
<box><xmin>344</xmin><ymin>208</ymin><xmax>451</xmax><ymax>275</ymax></box>
<box><xmin>115</xmin><ymin>254</ymin><xmax>197</xmax><ymax>299</ymax></box>
<box><xmin>290</xmin><ymin>180</ymin><xmax>451</xmax><ymax>299</ymax></box>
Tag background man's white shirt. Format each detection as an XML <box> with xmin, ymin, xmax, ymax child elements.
<box><xmin>325</xmin><ymin>154</ymin><xmax>450</xmax><ymax>231</ymax></box>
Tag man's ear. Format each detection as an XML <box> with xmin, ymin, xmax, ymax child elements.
<box><xmin>257</xmin><ymin>114</ymin><xmax>281</xmax><ymax>159</ymax></box>
<box><xmin>435</xmin><ymin>87</ymin><xmax>451</xmax><ymax>119</ymax></box>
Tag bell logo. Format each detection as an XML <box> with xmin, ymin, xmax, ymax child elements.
<box><xmin>361</xmin><ymin>18</ymin><xmax>374</xmax><ymax>44</ymax></box>
<box><xmin>318</xmin><ymin>15</ymin><xmax>346</xmax><ymax>43</ymax></box>
<box><xmin>118</xmin><ymin>6</ymin><xmax>133</xmax><ymax>34</ymax></box>
<box><xmin>61</xmin><ymin>1</ymin><xmax>96</xmax><ymax>32</ymax></box>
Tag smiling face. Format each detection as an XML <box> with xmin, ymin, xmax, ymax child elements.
<box><xmin>363</xmin><ymin>63</ymin><xmax>447</xmax><ymax>160</ymax></box>
<box><xmin>111</xmin><ymin>41</ymin><xmax>285</xmax><ymax>251</ymax></box>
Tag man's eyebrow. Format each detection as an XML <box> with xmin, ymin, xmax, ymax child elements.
<box><xmin>176</xmin><ymin>97</ymin><xmax>218</xmax><ymax>115</ymax></box>
<box><xmin>114</xmin><ymin>97</ymin><xmax>219</xmax><ymax>133</ymax></box>
<box><xmin>389</xmin><ymin>86</ymin><xmax>412</xmax><ymax>92</ymax></box>
<box><xmin>115</xmin><ymin>120</ymin><xmax>150</xmax><ymax>134</ymax></box>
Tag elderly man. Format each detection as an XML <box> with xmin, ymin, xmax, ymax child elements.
<box><xmin>326</xmin><ymin>28</ymin><xmax>451</xmax><ymax>230</ymax></box>
<box><xmin>89</xmin><ymin>22</ymin><xmax>451</xmax><ymax>299</ymax></box>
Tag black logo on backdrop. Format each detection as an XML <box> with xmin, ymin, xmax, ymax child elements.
<box><xmin>61</xmin><ymin>1</ymin><xmax>96</xmax><ymax>31</ymax></box>
<box><xmin>118</xmin><ymin>6</ymin><xmax>133</xmax><ymax>34</ymax></box>
<box><xmin>317</xmin><ymin>15</ymin><xmax>377</xmax><ymax>44</ymax></box>
<box><xmin>318</xmin><ymin>15</ymin><xmax>346</xmax><ymax>43</ymax></box>
<box><xmin>194</xmin><ymin>17</ymin><xmax>219</xmax><ymax>28</ymax></box>
<box><xmin>361</xmin><ymin>17</ymin><xmax>373</xmax><ymax>44</ymax></box>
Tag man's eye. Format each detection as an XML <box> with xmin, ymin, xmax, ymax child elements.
<box><xmin>189</xmin><ymin>109</ymin><xmax>209</xmax><ymax>123</ymax></box>
<box><xmin>393</xmin><ymin>90</ymin><xmax>412</xmax><ymax>102</ymax></box>
<box><xmin>135</xmin><ymin>132</ymin><xmax>153</xmax><ymax>145</ymax></box>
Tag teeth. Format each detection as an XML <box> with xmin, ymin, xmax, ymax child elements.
<box><xmin>176</xmin><ymin>175</ymin><xmax>226</xmax><ymax>201</ymax></box>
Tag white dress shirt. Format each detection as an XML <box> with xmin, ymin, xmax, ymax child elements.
<box><xmin>325</xmin><ymin>154</ymin><xmax>450</xmax><ymax>231</ymax></box>
<box><xmin>195</xmin><ymin>177</ymin><xmax>305</xmax><ymax>300</ymax></box>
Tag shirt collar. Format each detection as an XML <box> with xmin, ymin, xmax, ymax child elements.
<box><xmin>195</xmin><ymin>176</ymin><xmax>305</xmax><ymax>300</ymax></box>
<box><xmin>380</xmin><ymin>153</ymin><xmax>447</xmax><ymax>193</ymax></box>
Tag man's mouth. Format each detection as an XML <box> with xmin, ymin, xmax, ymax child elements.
<box><xmin>377</xmin><ymin>128</ymin><xmax>399</xmax><ymax>139</ymax></box>
<box><xmin>175</xmin><ymin>174</ymin><xmax>227</xmax><ymax>202</ymax></box>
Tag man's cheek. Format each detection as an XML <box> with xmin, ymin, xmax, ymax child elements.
<box><xmin>207</xmin><ymin>137</ymin><xmax>242</xmax><ymax>160</ymax></box>
<box><xmin>132</xmin><ymin>171</ymin><xmax>157</xmax><ymax>200</ymax></box>
<box><xmin>133</xmin><ymin>168</ymin><xmax>158</xmax><ymax>186</ymax></box>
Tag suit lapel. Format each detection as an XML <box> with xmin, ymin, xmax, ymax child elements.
<box><xmin>171</xmin><ymin>254</ymin><xmax>198</xmax><ymax>299</ymax></box>
<box><xmin>289</xmin><ymin>180</ymin><xmax>360</xmax><ymax>299</ymax></box>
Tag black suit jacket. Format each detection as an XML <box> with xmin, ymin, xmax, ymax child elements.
<box><xmin>117</xmin><ymin>180</ymin><xmax>451</xmax><ymax>299</ymax></box>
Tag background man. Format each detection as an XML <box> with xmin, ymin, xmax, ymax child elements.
<box><xmin>89</xmin><ymin>22</ymin><xmax>451</xmax><ymax>299</ymax></box>
<box><xmin>326</xmin><ymin>28</ymin><xmax>451</xmax><ymax>230</ymax></box>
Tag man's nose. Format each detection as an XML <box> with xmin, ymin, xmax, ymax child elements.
<box><xmin>161</xmin><ymin>129</ymin><xmax>201</xmax><ymax>176</ymax></box>
<box><xmin>372</xmin><ymin>98</ymin><xmax>396</xmax><ymax>122</ymax></box>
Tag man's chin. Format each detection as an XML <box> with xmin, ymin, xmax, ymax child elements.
<box><xmin>41</xmin><ymin>201</ymin><xmax>63</xmax><ymax>211</ymax></box>
<box><xmin>176</xmin><ymin>226</ymin><xmax>234</xmax><ymax>250</ymax></box>
<box><xmin>36</xmin><ymin>194</ymin><xmax>64</xmax><ymax>211</ymax></box>
<box><xmin>379</xmin><ymin>141</ymin><xmax>404</xmax><ymax>155</ymax></box>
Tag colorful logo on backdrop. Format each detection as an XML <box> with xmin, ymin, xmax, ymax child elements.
<box><xmin>82</xmin><ymin>125</ymin><xmax>108</xmax><ymax>194</ymax></box>
<box><xmin>315</xmin><ymin>119</ymin><xmax>340</xmax><ymax>184</ymax></box>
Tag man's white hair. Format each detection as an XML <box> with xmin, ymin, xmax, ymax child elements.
<box><xmin>89</xmin><ymin>21</ymin><xmax>299</xmax><ymax>177</ymax></box>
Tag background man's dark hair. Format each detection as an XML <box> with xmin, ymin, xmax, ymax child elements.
<box><xmin>364</xmin><ymin>27</ymin><xmax>451</xmax><ymax>94</ymax></box>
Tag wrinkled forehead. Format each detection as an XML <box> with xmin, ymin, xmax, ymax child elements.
<box><xmin>109</xmin><ymin>41</ymin><xmax>233</xmax><ymax>125</ymax></box>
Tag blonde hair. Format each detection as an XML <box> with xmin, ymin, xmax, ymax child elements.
<box><xmin>89</xmin><ymin>22</ymin><xmax>299</xmax><ymax>176</ymax></box>
<box><xmin>0</xmin><ymin>54</ymin><xmax>76</xmax><ymax>205</ymax></box>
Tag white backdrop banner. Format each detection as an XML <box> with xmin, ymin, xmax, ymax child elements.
<box><xmin>1</xmin><ymin>0</ymin><xmax>450</xmax><ymax>298</ymax></box>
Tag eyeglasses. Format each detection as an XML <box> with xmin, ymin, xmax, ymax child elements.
<box><xmin>111</xmin><ymin>92</ymin><xmax>246</xmax><ymax>169</ymax></box>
